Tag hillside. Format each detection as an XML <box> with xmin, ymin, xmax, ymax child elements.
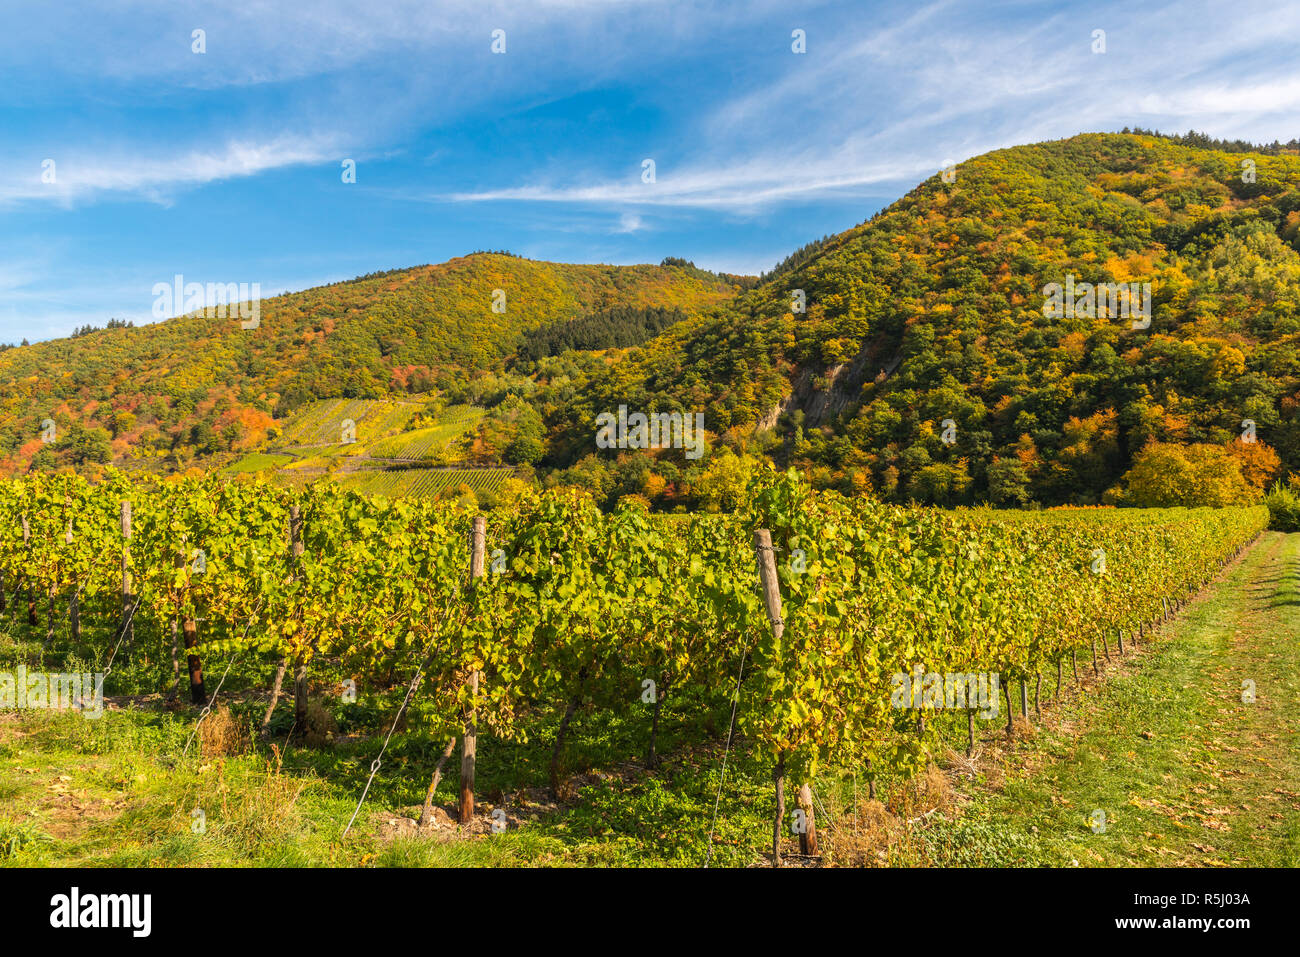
<box><xmin>0</xmin><ymin>255</ymin><xmax>744</xmax><ymax>477</ymax></box>
<box><xmin>10</xmin><ymin>132</ymin><xmax>1300</xmax><ymax>510</ymax></box>
<box><xmin>540</xmin><ymin>132</ymin><xmax>1300</xmax><ymax>507</ymax></box>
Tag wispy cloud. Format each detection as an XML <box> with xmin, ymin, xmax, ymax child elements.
<box><xmin>0</xmin><ymin>135</ymin><xmax>342</xmax><ymax>207</ymax></box>
<box><xmin>440</xmin><ymin>0</ymin><xmax>1300</xmax><ymax>213</ymax></box>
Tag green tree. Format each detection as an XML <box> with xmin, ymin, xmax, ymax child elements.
<box><xmin>986</xmin><ymin>457</ymin><xmax>1031</xmax><ymax>506</ymax></box>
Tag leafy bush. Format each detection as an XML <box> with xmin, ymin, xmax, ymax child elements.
<box><xmin>1264</xmin><ymin>479</ymin><xmax>1300</xmax><ymax>531</ymax></box>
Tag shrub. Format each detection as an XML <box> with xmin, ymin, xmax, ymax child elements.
<box><xmin>1264</xmin><ymin>479</ymin><xmax>1300</xmax><ymax>531</ymax></box>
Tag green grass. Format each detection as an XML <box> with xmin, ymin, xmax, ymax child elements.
<box><xmin>0</xmin><ymin>687</ymin><xmax>773</xmax><ymax>867</ymax></box>
<box><xmin>222</xmin><ymin>452</ymin><xmax>295</xmax><ymax>474</ymax></box>
<box><xmin>909</xmin><ymin>531</ymin><xmax>1300</xmax><ymax>867</ymax></box>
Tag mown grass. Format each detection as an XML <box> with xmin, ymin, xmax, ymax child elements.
<box><xmin>906</xmin><ymin>531</ymin><xmax>1300</xmax><ymax>867</ymax></box>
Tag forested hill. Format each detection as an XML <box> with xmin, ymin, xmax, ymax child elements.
<box><xmin>542</xmin><ymin>132</ymin><xmax>1300</xmax><ymax>506</ymax></box>
<box><xmin>11</xmin><ymin>132</ymin><xmax>1300</xmax><ymax>509</ymax></box>
<box><xmin>0</xmin><ymin>255</ymin><xmax>742</xmax><ymax>475</ymax></box>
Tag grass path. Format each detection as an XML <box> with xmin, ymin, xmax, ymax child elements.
<box><xmin>945</xmin><ymin>531</ymin><xmax>1300</xmax><ymax>866</ymax></box>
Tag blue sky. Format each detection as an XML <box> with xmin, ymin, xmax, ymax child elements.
<box><xmin>4</xmin><ymin>0</ymin><xmax>1300</xmax><ymax>342</ymax></box>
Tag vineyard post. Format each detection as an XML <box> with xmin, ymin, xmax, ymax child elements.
<box><xmin>772</xmin><ymin>753</ymin><xmax>787</xmax><ymax>868</ymax></box>
<box><xmin>182</xmin><ymin>520</ymin><xmax>205</xmax><ymax>708</ymax></box>
<box><xmin>460</xmin><ymin>515</ymin><xmax>486</xmax><ymax>825</ymax></box>
<box><xmin>755</xmin><ymin>528</ymin><xmax>803</xmax><ymax>867</ymax></box>
<box><xmin>797</xmin><ymin>783</ymin><xmax>819</xmax><ymax>856</ymax></box>
<box><xmin>289</xmin><ymin>504</ymin><xmax>311</xmax><ymax>731</ymax></box>
<box><xmin>120</xmin><ymin>501</ymin><xmax>133</xmax><ymax>651</ymax></box>
<box><xmin>66</xmin><ymin>515</ymin><xmax>79</xmax><ymax>642</ymax></box>
<box><xmin>22</xmin><ymin>514</ymin><xmax>37</xmax><ymax>626</ymax></box>
<box><xmin>260</xmin><ymin>506</ymin><xmax>301</xmax><ymax>732</ymax></box>
<box><xmin>184</xmin><ymin>617</ymin><xmax>206</xmax><ymax>705</ymax></box>
<box><xmin>45</xmin><ymin>516</ymin><xmax>58</xmax><ymax>646</ymax></box>
<box><xmin>420</xmin><ymin>737</ymin><xmax>458</xmax><ymax>828</ymax></box>
<box><xmin>167</xmin><ymin>543</ymin><xmax>182</xmax><ymax>702</ymax></box>
<box><xmin>1091</xmin><ymin>639</ymin><xmax>1099</xmax><ymax>676</ymax></box>
<box><xmin>1116</xmin><ymin>629</ymin><xmax>1125</xmax><ymax>656</ymax></box>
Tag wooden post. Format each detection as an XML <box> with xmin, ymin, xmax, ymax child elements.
<box><xmin>420</xmin><ymin>737</ymin><xmax>458</xmax><ymax>827</ymax></box>
<box><xmin>796</xmin><ymin>783</ymin><xmax>819</xmax><ymax>856</ymax></box>
<box><xmin>46</xmin><ymin>584</ymin><xmax>55</xmax><ymax>647</ymax></box>
<box><xmin>66</xmin><ymin>517</ymin><xmax>79</xmax><ymax>643</ymax></box>
<box><xmin>1116</xmin><ymin>629</ymin><xmax>1125</xmax><ymax>656</ymax></box>
<box><xmin>291</xmin><ymin>660</ymin><xmax>308</xmax><ymax>728</ymax></box>
<box><xmin>460</xmin><ymin>516</ymin><xmax>486</xmax><ymax>824</ymax></box>
<box><xmin>261</xmin><ymin>660</ymin><xmax>288</xmax><ymax>732</ymax></box>
<box><xmin>184</xmin><ymin>617</ymin><xmax>206</xmax><ymax>705</ymax></box>
<box><xmin>168</xmin><ymin>544</ymin><xmax>182</xmax><ymax>700</ymax></box>
<box><xmin>772</xmin><ymin>753</ymin><xmax>786</xmax><ymax>868</ymax></box>
<box><xmin>754</xmin><ymin>528</ymin><xmax>784</xmax><ymax>639</ymax></box>
<box><xmin>262</xmin><ymin>506</ymin><xmax>301</xmax><ymax>732</ymax></box>
<box><xmin>290</xmin><ymin>504</ymin><xmax>304</xmax><ymax>563</ymax></box>
<box><xmin>289</xmin><ymin>504</ymin><xmax>310</xmax><ymax>731</ymax></box>
<box><xmin>755</xmin><ymin>529</ymin><xmax>787</xmax><ymax>867</ymax></box>
<box><xmin>22</xmin><ymin>515</ymin><xmax>37</xmax><ymax>627</ymax></box>
<box><xmin>120</xmin><ymin>501</ymin><xmax>133</xmax><ymax>649</ymax></box>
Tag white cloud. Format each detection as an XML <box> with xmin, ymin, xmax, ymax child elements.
<box><xmin>615</xmin><ymin>212</ymin><xmax>645</xmax><ymax>232</ymax></box>
<box><xmin>442</xmin><ymin>0</ymin><xmax>1300</xmax><ymax>213</ymax></box>
<box><xmin>448</xmin><ymin>150</ymin><xmax>933</xmax><ymax>212</ymax></box>
<box><xmin>0</xmin><ymin>135</ymin><xmax>342</xmax><ymax>207</ymax></box>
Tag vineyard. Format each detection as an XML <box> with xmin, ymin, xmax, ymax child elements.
<box><xmin>271</xmin><ymin>398</ymin><xmax>422</xmax><ymax>450</ymax></box>
<box><xmin>0</xmin><ymin>467</ymin><xmax>1268</xmax><ymax>864</ymax></box>
<box><xmin>335</xmin><ymin>467</ymin><xmax>514</xmax><ymax>500</ymax></box>
<box><xmin>366</xmin><ymin>406</ymin><xmax>485</xmax><ymax>461</ymax></box>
